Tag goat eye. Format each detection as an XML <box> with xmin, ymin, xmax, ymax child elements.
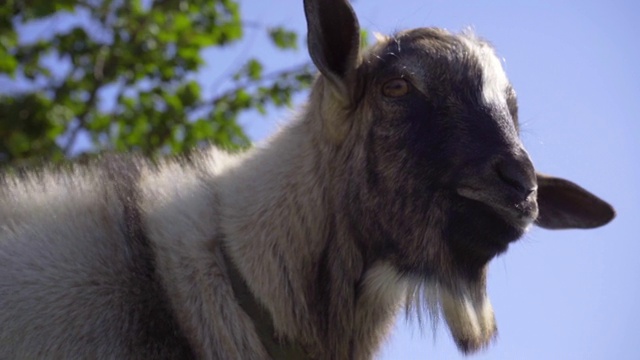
<box><xmin>382</xmin><ymin>78</ymin><xmax>410</xmax><ymax>97</ymax></box>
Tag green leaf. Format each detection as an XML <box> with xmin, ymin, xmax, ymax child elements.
<box><xmin>246</xmin><ymin>59</ymin><xmax>263</xmax><ymax>81</ymax></box>
<box><xmin>0</xmin><ymin>55</ymin><xmax>18</xmax><ymax>75</ymax></box>
<box><xmin>268</xmin><ymin>27</ymin><xmax>298</xmax><ymax>50</ymax></box>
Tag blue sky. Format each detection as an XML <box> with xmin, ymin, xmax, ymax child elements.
<box><xmin>220</xmin><ymin>0</ymin><xmax>638</xmax><ymax>359</ymax></box>
<box><xmin>14</xmin><ymin>0</ymin><xmax>639</xmax><ymax>358</ymax></box>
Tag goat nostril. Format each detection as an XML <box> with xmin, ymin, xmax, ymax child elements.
<box><xmin>494</xmin><ymin>158</ymin><xmax>536</xmax><ymax>197</ymax></box>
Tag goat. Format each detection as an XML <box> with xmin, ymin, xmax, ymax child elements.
<box><xmin>0</xmin><ymin>0</ymin><xmax>615</xmax><ymax>358</ymax></box>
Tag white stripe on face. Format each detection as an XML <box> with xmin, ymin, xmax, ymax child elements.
<box><xmin>461</xmin><ymin>35</ymin><xmax>510</xmax><ymax>108</ymax></box>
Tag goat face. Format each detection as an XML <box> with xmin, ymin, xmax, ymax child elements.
<box><xmin>354</xmin><ymin>29</ymin><xmax>538</xmax><ymax>280</ymax></box>
<box><xmin>342</xmin><ymin>30</ymin><xmax>536</xmax><ymax>351</ymax></box>
<box><xmin>305</xmin><ymin>0</ymin><xmax>614</xmax><ymax>353</ymax></box>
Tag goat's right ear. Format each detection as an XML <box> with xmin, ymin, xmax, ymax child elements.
<box><xmin>304</xmin><ymin>0</ymin><xmax>360</xmax><ymax>97</ymax></box>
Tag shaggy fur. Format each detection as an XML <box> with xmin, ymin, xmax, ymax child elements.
<box><xmin>0</xmin><ymin>0</ymin><xmax>614</xmax><ymax>358</ymax></box>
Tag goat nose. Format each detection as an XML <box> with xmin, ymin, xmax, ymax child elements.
<box><xmin>495</xmin><ymin>152</ymin><xmax>537</xmax><ymax>198</ymax></box>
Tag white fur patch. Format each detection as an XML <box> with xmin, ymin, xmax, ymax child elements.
<box><xmin>460</xmin><ymin>34</ymin><xmax>510</xmax><ymax>107</ymax></box>
<box><xmin>362</xmin><ymin>265</ymin><xmax>496</xmax><ymax>352</ymax></box>
<box><xmin>373</xmin><ymin>32</ymin><xmax>389</xmax><ymax>43</ymax></box>
<box><xmin>440</xmin><ymin>284</ymin><xmax>496</xmax><ymax>353</ymax></box>
<box><xmin>360</xmin><ymin>262</ymin><xmax>408</xmax><ymax>306</ymax></box>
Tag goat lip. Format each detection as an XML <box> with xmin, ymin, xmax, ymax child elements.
<box><xmin>456</xmin><ymin>186</ymin><xmax>538</xmax><ymax>228</ymax></box>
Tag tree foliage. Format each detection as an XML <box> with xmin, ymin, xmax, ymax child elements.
<box><xmin>0</xmin><ymin>0</ymin><xmax>314</xmax><ymax>166</ymax></box>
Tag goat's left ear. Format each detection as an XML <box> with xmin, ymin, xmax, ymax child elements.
<box><xmin>304</xmin><ymin>0</ymin><xmax>360</xmax><ymax>97</ymax></box>
<box><xmin>535</xmin><ymin>173</ymin><xmax>615</xmax><ymax>229</ymax></box>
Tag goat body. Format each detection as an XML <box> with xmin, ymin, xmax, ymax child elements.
<box><xmin>0</xmin><ymin>0</ymin><xmax>615</xmax><ymax>358</ymax></box>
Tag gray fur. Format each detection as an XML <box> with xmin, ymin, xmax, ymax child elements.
<box><xmin>0</xmin><ymin>0</ymin><xmax>614</xmax><ymax>358</ymax></box>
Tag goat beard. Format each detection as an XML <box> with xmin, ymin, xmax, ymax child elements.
<box><xmin>404</xmin><ymin>277</ymin><xmax>497</xmax><ymax>354</ymax></box>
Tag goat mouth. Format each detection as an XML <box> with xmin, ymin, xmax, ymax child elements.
<box><xmin>444</xmin><ymin>188</ymin><xmax>535</xmax><ymax>267</ymax></box>
<box><xmin>456</xmin><ymin>186</ymin><xmax>538</xmax><ymax>228</ymax></box>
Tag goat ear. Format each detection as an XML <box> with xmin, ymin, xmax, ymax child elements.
<box><xmin>534</xmin><ymin>173</ymin><xmax>615</xmax><ymax>229</ymax></box>
<box><xmin>304</xmin><ymin>0</ymin><xmax>360</xmax><ymax>95</ymax></box>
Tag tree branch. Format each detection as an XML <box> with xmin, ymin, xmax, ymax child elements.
<box><xmin>62</xmin><ymin>1</ymin><xmax>152</xmax><ymax>156</ymax></box>
<box><xmin>198</xmin><ymin>61</ymin><xmax>313</xmax><ymax>111</ymax></box>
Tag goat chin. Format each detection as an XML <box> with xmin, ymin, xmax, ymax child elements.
<box><xmin>440</xmin><ymin>285</ymin><xmax>496</xmax><ymax>353</ymax></box>
<box><xmin>402</xmin><ymin>274</ymin><xmax>495</xmax><ymax>354</ymax></box>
